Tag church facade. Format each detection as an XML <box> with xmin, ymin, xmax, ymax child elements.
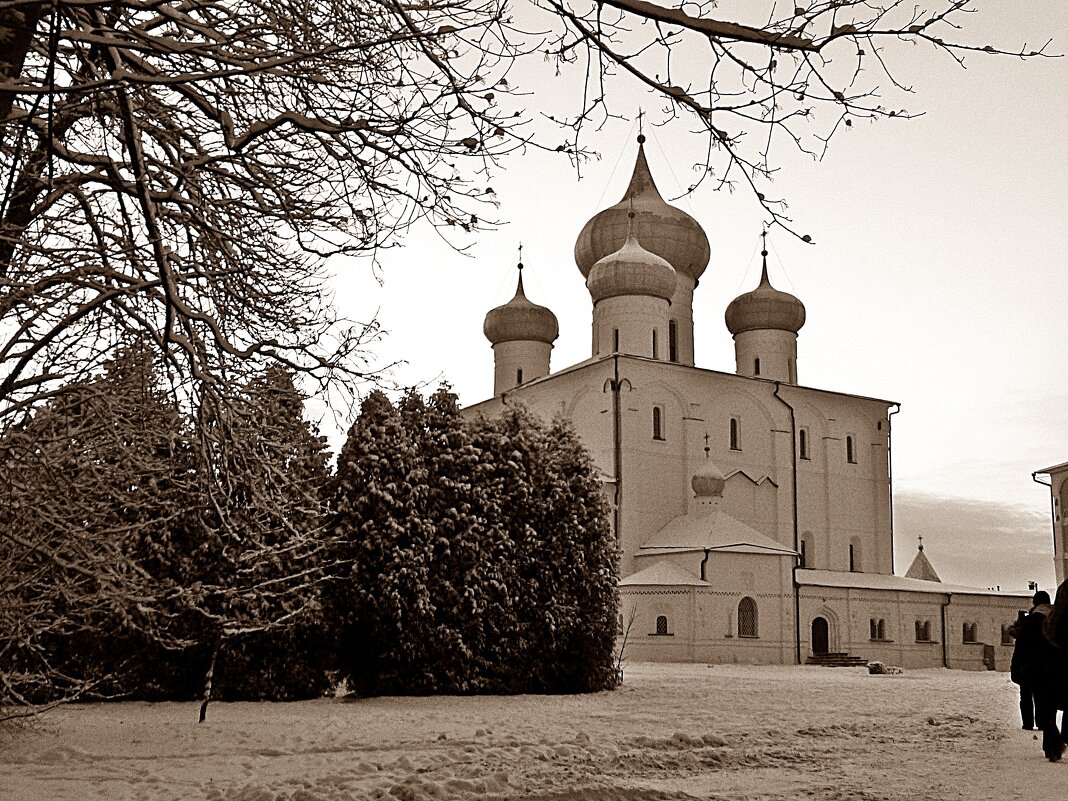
<box><xmin>468</xmin><ymin>138</ymin><xmax>1030</xmax><ymax>670</ymax></box>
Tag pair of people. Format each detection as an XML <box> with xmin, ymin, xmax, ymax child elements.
<box><xmin>1011</xmin><ymin>581</ymin><xmax>1068</xmax><ymax>761</ymax></box>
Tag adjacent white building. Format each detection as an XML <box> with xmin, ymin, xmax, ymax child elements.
<box><xmin>1034</xmin><ymin>462</ymin><xmax>1068</xmax><ymax>586</ymax></box>
<box><xmin>469</xmin><ymin>137</ymin><xmax>1031</xmax><ymax>670</ymax></box>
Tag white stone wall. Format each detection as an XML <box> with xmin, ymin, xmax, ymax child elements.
<box><xmin>491</xmin><ymin>340</ymin><xmax>553</xmax><ymax>396</ymax></box>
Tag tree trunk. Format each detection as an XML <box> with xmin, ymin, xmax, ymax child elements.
<box><xmin>198</xmin><ymin>640</ymin><xmax>221</xmax><ymax>723</ymax></box>
<box><xmin>0</xmin><ymin>1</ymin><xmax>47</xmax><ymax>136</ymax></box>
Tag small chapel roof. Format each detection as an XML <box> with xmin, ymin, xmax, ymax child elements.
<box><xmin>639</xmin><ymin>510</ymin><xmax>797</xmax><ymax>557</ymax></box>
<box><xmin>904</xmin><ymin>538</ymin><xmax>941</xmax><ymax>582</ymax></box>
<box><xmin>619</xmin><ymin>559</ymin><xmax>709</xmax><ymax>587</ymax></box>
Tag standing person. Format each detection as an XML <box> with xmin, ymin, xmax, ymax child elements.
<box><xmin>1013</xmin><ymin>590</ymin><xmax>1060</xmax><ymax>760</ymax></box>
<box><xmin>1038</xmin><ymin>579</ymin><xmax>1068</xmax><ymax>761</ymax></box>
<box><xmin>1010</xmin><ymin>595</ymin><xmax>1046</xmax><ymax>730</ymax></box>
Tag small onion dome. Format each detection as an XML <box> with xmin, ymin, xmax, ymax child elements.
<box><xmin>691</xmin><ymin>460</ymin><xmax>726</xmax><ymax>498</ymax></box>
<box><xmin>724</xmin><ymin>262</ymin><xmax>806</xmax><ymax>335</ymax></box>
<box><xmin>587</xmin><ymin>233</ymin><xmax>677</xmax><ymax>304</ymax></box>
<box><xmin>574</xmin><ymin>140</ymin><xmax>710</xmax><ymax>283</ymax></box>
<box><xmin>483</xmin><ymin>273</ymin><xmax>559</xmax><ymax>345</ymax></box>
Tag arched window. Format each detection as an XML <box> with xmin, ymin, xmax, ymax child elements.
<box><xmin>668</xmin><ymin>320</ymin><xmax>678</xmax><ymax>362</ymax></box>
<box><xmin>846</xmin><ymin>435</ymin><xmax>857</xmax><ymax>464</ymax></box>
<box><xmin>915</xmin><ymin>620</ymin><xmax>932</xmax><ymax>642</ymax></box>
<box><xmin>877</xmin><ymin>619</ymin><xmax>886</xmax><ymax>640</ymax></box>
<box><xmin>652</xmin><ymin>407</ymin><xmax>665</xmax><ymax>441</ymax></box>
<box><xmin>652</xmin><ymin>328</ymin><xmax>658</xmax><ymax>359</ymax></box>
<box><xmin>849</xmin><ymin>538</ymin><xmax>862</xmax><ymax>572</ymax></box>
<box><xmin>754</xmin><ymin>357</ymin><xmax>761</xmax><ymax>376</ymax></box>
<box><xmin>729</xmin><ymin>417</ymin><xmax>741</xmax><ymax>450</ymax></box>
<box><xmin>799</xmin><ymin>428</ymin><xmax>809</xmax><ymax>460</ymax></box>
<box><xmin>516</xmin><ymin>368</ymin><xmax>523</xmax><ymax>385</ymax></box>
<box><xmin>799</xmin><ymin>538</ymin><xmax>807</xmax><ymax>568</ymax></box>
<box><xmin>869</xmin><ymin>618</ymin><xmax>878</xmax><ymax>640</ymax></box>
<box><xmin>613</xmin><ymin>328</ymin><xmax>620</xmax><ymax>352</ymax></box>
<box><xmin>655</xmin><ymin>615</ymin><xmax>669</xmax><ymax>635</ymax></box>
<box><xmin>962</xmin><ymin>622</ymin><xmax>978</xmax><ymax>643</ymax></box>
<box><xmin>1001</xmin><ymin>624</ymin><xmax>1014</xmax><ymax>645</ymax></box>
<box><xmin>738</xmin><ymin>597</ymin><xmax>758</xmax><ymax>638</ymax></box>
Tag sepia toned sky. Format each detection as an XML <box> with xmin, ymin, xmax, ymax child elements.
<box><xmin>328</xmin><ymin>3</ymin><xmax>1068</xmax><ymax>591</ymax></box>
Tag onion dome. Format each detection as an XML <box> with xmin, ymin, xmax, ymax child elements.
<box><xmin>724</xmin><ymin>251</ymin><xmax>806</xmax><ymax>336</ymax></box>
<box><xmin>574</xmin><ymin>137</ymin><xmax>710</xmax><ymax>282</ymax></box>
<box><xmin>483</xmin><ymin>268</ymin><xmax>559</xmax><ymax>345</ymax></box>
<box><xmin>587</xmin><ymin>230</ymin><xmax>677</xmax><ymax>304</ymax></box>
<box><xmin>691</xmin><ymin>459</ymin><xmax>726</xmax><ymax>498</ymax></box>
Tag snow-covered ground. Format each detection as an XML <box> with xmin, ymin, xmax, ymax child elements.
<box><xmin>1</xmin><ymin>663</ymin><xmax>1063</xmax><ymax>800</ymax></box>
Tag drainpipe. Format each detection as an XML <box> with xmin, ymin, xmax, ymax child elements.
<box><xmin>773</xmin><ymin>382</ymin><xmax>801</xmax><ymax>666</ymax></box>
<box><xmin>888</xmin><ymin>403</ymin><xmax>901</xmax><ymax>574</ymax></box>
<box><xmin>611</xmin><ymin>355</ymin><xmax>623</xmax><ymax>550</ymax></box>
<box><xmin>1032</xmin><ymin>471</ymin><xmax>1055</xmax><ymax>566</ymax></box>
<box><xmin>940</xmin><ymin>593</ymin><xmax>952</xmax><ymax>668</ymax></box>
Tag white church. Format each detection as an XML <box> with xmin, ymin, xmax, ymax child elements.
<box><xmin>467</xmin><ymin>137</ymin><xmax>1032</xmax><ymax>671</ymax></box>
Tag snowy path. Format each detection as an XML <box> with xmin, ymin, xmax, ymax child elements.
<box><xmin>1</xmin><ymin>663</ymin><xmax>1063</xmax><ymax>800</ymax></box>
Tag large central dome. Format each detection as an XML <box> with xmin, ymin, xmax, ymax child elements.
<box><xmin>574</xmin><ymin>138</ymin><xmax>710</xmax><ymax>283</ymax></box>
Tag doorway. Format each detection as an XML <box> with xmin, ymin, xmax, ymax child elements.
<box><xmin>811</xmin><ymin>617</ymin><xmax>830</xmax><ymax>654</ymax></box>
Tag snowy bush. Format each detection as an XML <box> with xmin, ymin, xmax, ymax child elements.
<box><xmin>328</xmin><ymin>387</ymin><xmax>618</xmax><ymax>695</ymax></box>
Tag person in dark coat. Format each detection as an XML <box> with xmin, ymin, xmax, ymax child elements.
<box><xmin>1012</xmin><ymin>589</ymin><xmax>1062</xmax><ymax>760</ymax></box>
<box><xmin>1037</xmin><ymin>578</ymin><xmax>1068</xmax><ymax>761</ymax></box>
<box><xmin>1010</xmin><ymin>591</ymin><xmax>1049</xmax><ymax>730</ymax></box>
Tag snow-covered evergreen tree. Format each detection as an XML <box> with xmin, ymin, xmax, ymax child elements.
<box><xmin>331</xmin><ymin>388</ymin><xmax>617</xmax><ymax>696</ymax></box>
<box><xmin>199</xmin><ymin>366</ymin><xmax>334</xmax><ymax>702</ymax></box>
<box><xmin>329</xmin><ymin>389</ymin><xmax>438</xmax><ymax>694</ymax></box>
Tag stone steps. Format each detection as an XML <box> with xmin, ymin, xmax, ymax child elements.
<box><xmin>806</xmin><ymin>652</ymin><xmax>869</xmax><ymax>668</ymax></box>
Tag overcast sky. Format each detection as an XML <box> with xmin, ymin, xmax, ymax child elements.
<box><xmin>328</xmin><ymin>3</ymin><xmax>1067</xmax><ymax>591</ymax></box>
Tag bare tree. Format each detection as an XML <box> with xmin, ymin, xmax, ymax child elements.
<box><xmin>532</xmin><ymin>0</ymin><xmax>1055</xmax><ymax>236</ymax></box>
<box><xmin>0</xmin><ymin>0</ymin><xmax>523</xmax><ymax>417</ymax></box>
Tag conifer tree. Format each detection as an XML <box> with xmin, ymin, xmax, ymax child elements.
<box><xmin>329</xmin><ymin>389</ymin><xmax>618</xmax><ymax>696</ymax></box>
<box><xmin>201</xmin><ymin>366</ymin><xmax>334</xmax><ymax>701</ymax></box>
<box><xmin>330</xmin><ymin>390</ymin><xmax>437</xmax><ymax>694</ymax></box>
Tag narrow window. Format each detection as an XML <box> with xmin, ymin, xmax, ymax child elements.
<box><xmin>799</xmin><ymin>539</ymin><xmax>807</xmax><ymax>568</ymax></box>
<box><xmin>1001</xmin><ymin>624</ymin><xmax>1013</xmax><ymax>645</ymax></box>
<box><xmin>877</xmin><ymin>619</ymin><xmax>886</xmax><ymax>640</ymax></box>
<box><xmin>729</xmin><ymin>417</ymin><xmax>740</xmax><ymax>451</ymax></box>
<box><xmin>915</xmin><ymin>621</ymin><xmax>924</xmax><ymax>641</ymax></box>
<box><xmin>613</xmin><ymin>328</ymin><xmax>620</xmax><ymax>352</ymax></box>
<box><xmin>963</xmin><ymin>623</ymin><xmax>977</xmax><ymax>643</ymax></box>
<box><xmin>655</xmin><ymin>615</ymin><xmax>669</xmax><ymax>635</ymax></box>
<box><xmin>754</xmin><ymin>357</ymin><xmax>761</xmax><ymax>376</ymax></box>
<box><xmin>738</xmin><ymin>597</ymin><xmax>758</xmax><ymax>637</ymax></box>
<box><xmin>668</xmin><ymin>320</ymin><xmax>678</xmax><ymax>362</ymax></box>
<box><xmin>516</xmin><ymin>368</ymin><xmax>523</xmax><ymax>385</ymax></box>
<box><xmin>849</xmin><ymin>543</ymin><xmax>856</xmax><ymax>572</ymax></box>
<box><xmin>652</xmin><ymin>407</ymin><xmax>664</xmax><ymax>441</ymax></box>
<box><xmin>869</xmin><ymin>619</ymin><xmax>878</xmax><ymax>640</ymax></box>
<box><xmin>799</xmin><ymin>428</ymin><xmax>809</xmax><ymax>460</ymax></box>
<box><xmin>652</xmin><ymin>328</ymin><xmax>658</xmax><ymax>360</ymax></box>
<box><xmin>846</xmin><ymin>435</ymin><xmax>856</xmax><ymax>464</ymax></box>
